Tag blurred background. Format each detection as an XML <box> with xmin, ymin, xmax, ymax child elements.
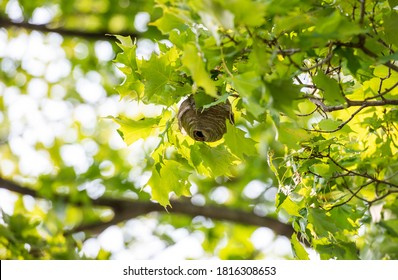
<box><xmin>0</xmin><ymin>0</ymin><xmax>298</xmax><ymax>259</ymax></box>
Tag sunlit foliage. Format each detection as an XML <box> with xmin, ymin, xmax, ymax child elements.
<box><xmin>0</xmin><ymin>0</ymin><xmax>398</xmax><ymax>260</ymax></box>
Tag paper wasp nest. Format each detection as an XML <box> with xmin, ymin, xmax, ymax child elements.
<box><xmin>178</xmin><ymin>95</ymin><xmax>234</xmax><ymax>142</ymax></box>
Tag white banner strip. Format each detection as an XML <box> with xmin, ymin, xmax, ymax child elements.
<box><xmin>1</xmin><ymin>260</ymin><xmax>397</xmax><ymax>280</ymax></box>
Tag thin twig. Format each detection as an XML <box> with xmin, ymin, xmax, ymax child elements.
<box><xmin>328</xmin><ymin>181</ymin><xmax>371</xmax><ymax>210</ymax></box>
<box><xmin>306</xmin><ymin>105</ymin><xmax>365</xmax><ymax>133</ymax></box>
<box><xmin>300</xmin><ymin>46</ymin><xmax>334</xmax><ymax>72</ymax></box>
<box><xmin>327</xmin><ymin>155</ymin><xmax>398</xmax><ymax>189</ymax></box>
<box><xmin>366</xmin><ymin>81</ymin><xmax>398</xmax><ymax>101</ymax></box>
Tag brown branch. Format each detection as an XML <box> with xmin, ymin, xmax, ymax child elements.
<box><xmin>356</xmin><ymin>44</ymin><xmax>398</xmax><ymax>72</ymax></box>
<box><xmin>0</xmin><ymin>177</ymin><xmax>295</xmax><ymax>238</ymax></box>
<box><xmin>306</xmin><ymin>104</ymin><xmax>365</xmax><ymax>133</ymax></box>
<box><xmin>300</xmin><ymin>44</ymin><xmax>334</xmax><ymax>72</ymax></box>
<box><xmin>303</xmin><ymin>88</ymin><xmax>398</xmax><ymax>132</ymax></box>
<box><xmin>368</xmin><ymin>190</ymin><xmax>398</xmax><ymax>204</ymax></box>
<box><xmin>366</xmin><ymin>81</ymin><xmax>398</xmax><ymax>100</ymax></box>
<box><xmin>330</xmin><ymin>181</ymin><xmax>398</xmax><ymax>210</ymax></box>
<box><xmin>0</xmin><ymin>16</ymin><xmax>139</xmax><ymax>41</ymax></box>
<box><xmin>359</xmin><ymin>0</ymin><xmax>366</xmax><ymax>26</ymax></box>
<box><xmin>346</xmin><ymin>99</ymin><xmax>398</xmax><ymax>107</ymax></box>
<box><xmin>277</xmin><ymin>48</ymin><xmax>302</xmax><ymax>56</ymax></box>
<box><xmin>326</xmin><ymin>155</ymin><xmax>398</xmax><ymax>189</ymax></box>
<box><xmin>308</xmin><ymin>97</ymin><xmax>398</xmax><ymax>113</ymax></box>
<box><xmin>335</xmin><ymin>34</ymin><xmax>398</xmax><ymax>72</ymax></box>
<box><xmin>329</xmin><ymin>179</ymin><xmax>374</xmax><ymax>210</ymax></box>
<box><xmin>0</xmin><ymin>177</ymin><xmax>37</xmax><ymax>196</ymax></box>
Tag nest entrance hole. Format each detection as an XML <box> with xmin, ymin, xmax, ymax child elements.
<box><xmin>193</xmin><ymin>130</ymin><xmax>205</xmax><ymax>141</ymax></box>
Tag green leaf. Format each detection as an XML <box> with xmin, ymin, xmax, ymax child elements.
<box><xmin>376</xmin><ymin>51</ymin><xmax>398</xmax><ymax>64</ymax></box>
<box><xmin>218</xmin><ymin>225</ymin><xmax>256</xmax><ymax>260</ymax></box>
<box><xmin>384</xmin><ymin>12</ymin><xmax>398</xmax><ymax>47</ymax></box>
<box><xmin>227</xmin><ymin>0</ymin><xmax>267</xmax><ymax>26</ymax></box>
<box><xmin>140</xmin><ymin>48</ymin><xmax>180</xmax><ymax>105</ymax></box>
<box><xmin>379</xmin><ymin>219</ymin><xmax>398</xmax><ymax>237</ymax></box>
<box><xmin>148</xmin><ymin>160</ymin><xmax>191</xmax><ymax>207</ymax></box>
<box><xmin>308</xmin><ymin>208</ymin><xmax>340</xmax><ymax>238</ymax></box>
<box><xmin>268</xmin><ymin>151</ymin><xmax>281</xmax><ymax>187</ymax></box>
<box><xmin>275</xmin><ymin>192</ymin><xmax>287</xmax><ymax>209</ymax></box>
<box><xmin>329</xmin><ymin>205</ymin><xmax>361</xmax><ymax>232</ymax></box>
<box><xmin>193</xmin><ymin>0</ymin><xmax>234</xmax><ymax>45</ymax></box>
<box><xmin>193</xmin><ymin>0</ymin><xmax>266</xmax><ymax>31</ymax></box>
<box><xmin>231</xmin><ymin>72</ymin><xmax>262</xmax><ymax>95</ymax></box>
<box><xmin>314</xmin><ymin>11</ymin><xmax>364</xmax><ymax>40</ymax></box>
<box><xmin>317</xmin><ymin>119</ymin><xmax>341</xmax><ymax>131</ymax></box>
<box><xmin>310</xmin><ymin>163</ymin><xmax>330</xmax><ymax>178</ymax></box>
<box><xmin>316</xmin><ymin>241</ymin><xmax>359</xmax><ymax>260</ymax></box>
<box><xmin>8</xmin><ymin>213</ymin><xmax>40</xmax><ymax>239</ymax></box>
<box><xmin>278</xmin><ymin>122</ymin><xmax>311</xmax><ymax>149</ymax></box>
<box><xmin>114</xmin><ymin>37</ymin><xmax>138</xmax><ymax>70</ymax></box>
<box><xmin>223</xmin><ymin>123</ymin><xmax>257</xmax><ymax>159</ymax></box>
<box><xmin>169</xmin><ymin>29</ymin><xmax>196</xmax><ymax>49</ymax></box>
<box><xmin>112</xmin><ymin>116</ymin><xmax>161</xmax><ymax>145</ymax></box>
<box><xmin>230</xmin><ymin>72</ymin><xmax>266</xmax><ymax>117</ymax></box>
<box><xmin>337</xmin><ymin>48</ymin><xmax>362</xmax><ymax>76</ymax></box>
<box><xmin>291</xmin><ymin>233</ymin><xmax>309</xmax><ymax>260</ymax></box>
<box><xmin>266</xmin><ymin>79</ymin><xmax>301</xmax><ymax>118</ymax></box>
<box><xmin>201</xmin><ymin>93</ymin><xmax>230</xmax><ymax>109</ymax></box>
<box><xmin>389</xmin><ymin>0</ymin><xmax>398</xmax><ymax>8</ymax></box>
<box><xmin>279</xmin><ymin>196</ymin><xmax>303</xmax><ymax>217</ymax></box>
<box><xmin>114</xmin><ymin>34</ymin><xmax>134</xmax><ymax>51</ymax></box>
<box><xmin>313</xmin><ymin>71</ymin><xmax>345</xmax><ymax>105</ymax></box>
<box><xmin>150</xmin><ymin>8</ymin><xmax>189</xmax><ymax>34</ymax></box>
<box><xmin>0</xmin><ymin>224</ymin><xmax>17</xmax><ymax>243</ymax></box>
<box><xmin>181</xmin><ymin>43</ymin><xmax>217</xmax><ymax>97</ymax></box>
<box><xmin>274</xmin><ymin>12</ymin><xmax>312</xmax><ymax>34</ymax></box>
<box><xmin>190</xmin><ymin>143</ymin><xmax>236</xmax><ymax>177</ymax></box>
<box><xmin>373</xmin><ymin>65</ymin><xmax>390</xmax><ymax>78</ymax></box>
<box><xmin>308</xmin><ymin>206</ymin><xmax>360</xmax><ymax>240</ymax></box>
<box><xmin>114</xmin><ymin>38</ymin><xmax>145</xmax><ymax>100</ymax></box>
<box><xmin>248</xmin><ymin>43</ymin><xmax>272</xmax><ymax>74</ymax></box>
<box><xmin>193</xmin><ymin>91</ymin><xmax>218</xmax><ymax>108</ymax></box>
<box><xmin>115</xmin><ymin>75</ymin><xmax>145</xmax><ymax>100</ymax></box>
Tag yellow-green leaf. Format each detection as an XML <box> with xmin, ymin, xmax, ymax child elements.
<box><xmin>224</xmin><ymin>123</ymin><xmax>257</xmax><ymax>159</ymax></box>
<box><xmin>148</xmin><ymin>160</ymin><xmax>191</xmax><ymax>207</ymax></box>
<box><xmin>181</xmin><ymin>43</ymin><xmax>217</xmax><ymax>97</ymax></box>
<box><xmin>291</xmin><ymin>233</ymin><xmax>310</xmax><ymax>260</ymax></box>
<box><xmin>112</xmin><ymin>116</ymin><xmax>161</xmax><ymax>145</ymax></box>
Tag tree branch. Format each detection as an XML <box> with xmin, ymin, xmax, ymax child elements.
<box><xmin>0</xmin><ymin>177</ymin><xmax>294</xmax><ymax>238</ymax></box>
<box><xmin>309</xmin><ymin>97</ymin><xmax>398</xmax><ymax>113</ymax></box>
<box><xmin>0</xmin><ymin>177</ymin><xmax>37</xmax><ymax>196</ymax></box>
<box><xmin>359</xmin><ymin>0</ymin><xmax>366</xmax><ymax>26</ymax></box>
<box><xmin>337</xmin><ymin>39</ymin><xmax>398</xmax><ymax>73</ymax></box>
<box><xmin>326</xmin><ymin>155</ymin><xmax>398</xmax><ymax>189</ymax></box>
<box><xmin>306</xmin><ymin>103</ymin><xmax>366</xmax><ymax>133</ymax></box>
<box><xmin>0</xmin><ymin>16</ymin><xmax>139</xmax><ymax>41</ymax></box>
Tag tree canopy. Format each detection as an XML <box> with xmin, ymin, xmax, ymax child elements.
<box><xmin>1</xmin><ymin>0</ymin><xmax>398</xmax><ymax>260</ymax></box>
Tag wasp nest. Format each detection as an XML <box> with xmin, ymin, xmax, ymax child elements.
<box><xmin>178</xmin><ymin>95</ymin><xmax>234</xmax><ymax>142</ymax></box>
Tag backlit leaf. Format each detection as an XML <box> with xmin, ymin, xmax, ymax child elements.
<box><xmin>181</xmin><ymin>43</ymin><xmax>217</xmax><ymax>97</ymax></box>
<box><xmin>313</xmin><ymin>71</ymin><xmax>345</xmax><ymax>105</ymax></box>
<box><xmin>148</xmin><ymin>160</ymin><xmax>191</xmax><ymax>206</ymax></box>
<box><xmin>291</xmin><ymin>233</ymin><xmax>309</xmax><ymax>260</ymax></box>
<box><xmin>112</xmin><ymin>116</ymin><xmax>161</xmax><ymax>145</ymax></box>
<box><xmin>150</xmin><ymin>8</ymin><xmax>189</xmax><ymax>34</ymax></box>
<box><xmin>190</xmin><ymin>143</ymin><xmax>236</xmax><ymax>177</ymax></box>
<box><xmin>308</xmin><ymin>208</ymin><xmax>340</xmax><ymax>237</ymax></box>
<box><xmin>223</xmin><ymin>123</ymin><xmax>257</xmax><ymax>159</ymax></box>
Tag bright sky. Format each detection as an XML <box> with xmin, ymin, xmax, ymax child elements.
<box><xmin>0</xmin><ymin>3</ymin><xmax>319</xmax><ymax>260</ymax></box>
